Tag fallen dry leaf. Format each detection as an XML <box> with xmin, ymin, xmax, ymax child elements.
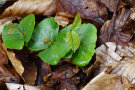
<box><xmin>0</xmin><ymin>39</ymin><xmax>21</xmax><ymax>86</ymax></box>
<box><xmin>13</xmin><ymin>48</ymin><xmax>37</xmax><ymax>85</ymax></box>
<box><xmin>82</xmin><ymin>41</ymin><xmax>135</xmax><ymax>90</ymax></box>
<box><xmin>82</xmin><ymin>72</ymin><xmax>133</xmax><ymax>90</ymax></box>
<box><xmin>3</xmin><ymin>45</ymin><xmax>24</xmax><ymax>77</ymax></box>
<box><xmin>56</xmin><ymin>0</ymin><xmax>108</xmax><ymax>25</ymax></box>
<box><xmin>101</xmin><ymin>0</ymin><xmax>125</xmax><ymax>12</ymax></box>
<box><xmin>6</xmin><ymin>83</ymin><xmax>40</xmax><ymax>90</ymax></box>
<box><xmin>99</xmin><ymin>8</ymin><xmax>135</xmax><ymax>45</ymax></box>
<box><xmin>54</xmin><ymin>15</ymin><xmax>69</xmax><ymax>27</ymax></box>
<box><xmin>0</xmin><ymin>0</ymin><xmax>55</xmax><ymax>18</ymax></box>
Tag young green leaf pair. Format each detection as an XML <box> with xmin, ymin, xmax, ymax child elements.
<box><xmin>2</xmin><ymin>13</ymin><xmax>97</xmax><ymax>66</ymax></box>
<box><xmin>2</xmin><ymin>14</ymin><xmax>35</xmax><ymax>49</ymax></box>
<box><xmin>66</xmin><ymin>13</ymin><xmax>81</xmax><ymax>53</ymax></box>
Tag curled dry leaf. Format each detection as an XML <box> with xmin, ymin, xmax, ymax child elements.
<box><xmin>83</xmin><ymin>42</ymin><xmax>135</xmax><ymax>90</ymax></box>
<box><xmin>0</xmin><ymin>0</ymin><xmax>55</xmax><ymax>18</ymax></box>
<box><xmin>14</xmin><ymin>48</ymin><xmax>37</xmax><ymax>85</ymax></box>
<box><xmin>0</xmin><ymin>39</ymin><xmax>21</xmax><ymax>86</ymax></box>
<box><xmin>3</xmin><ymin>45</ymin><xmax>24</xmax><ymax>77</ymax></box>
<box><xmin>56</xmin><ymin>0</ymin><xmax>108</xmax><ymax>25</ymax></box>
<box><xmin>82</xmin><ymin>72</ymin><xmax>133</xmax><ymax>90</ymax></box>
<box><xmin>99</xmin><ymin>8</ymin><xmax>135</xmax><ymax>45</ymax></box>
<box><xmin>84</xmin><ymin>42</ymin><xmax>135</xmax><ymax>90</ymax></box>
<box><xmin>54</xmin><ymin>15</ymin><xmax>69</xmax><ymax>27</ymax></box>
<box><xmin>6</xmin><ymin>83</ymin><xmax>40</xmax><ymax>90</ymax></box>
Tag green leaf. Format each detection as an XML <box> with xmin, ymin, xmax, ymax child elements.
<box><xmin>38</xmin><ymin>25</ymin><xmax>72</xmax><ymax>65</ymax></box>
<box><xmin>20</xmin><ymin>14</ymin><xmax>35</xmax><ymax>44</ymax></box>
<box><xmin>2</xmin><ymin>23</ymin><xmax>25</xmax><ymax>49</ymax></box>
<box><xmin>63</xmin><ymin>50</ymin><xmax>73</xmax><ymax>59</ymax></box>
<box><xmin>71</xmin><ymin>13</ymin><xmax>81</xmax><ymax>30</ymax></box>
<box><xmin>28</xmin><ymin>17</ymin><xmax>59</xmax><ymax>51</ymax></box>
<box><xmin>73</xmin><ymin>24</ymin><xmax>97</xmax><ymax>66</ymax></box>
<box><xmin>66</xmin><ymin>31</ymin><xmax>80</xmax><ymax>52</ymax></box>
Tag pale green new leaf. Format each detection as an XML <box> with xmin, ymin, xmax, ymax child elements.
<box><xmin>71</xmin><ymin>13</ymin><xmax>81</xmax><ymax>30</ymax></box>
<box><xmin>66</xmin><ymin>31</ymin><xmax>80</xmax><ymax>52</ymax></box>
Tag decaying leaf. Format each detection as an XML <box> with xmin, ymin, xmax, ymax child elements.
<box><xmin>0</xmin><ymin>39</ymin><xmax>21</xmax><ymax>86</ymax></box>
<box><xmin>99</xmin><ymin>8</ymin><xmax>135</xmax><ymax>45</ymax></box>
<box><xmin>83</xmin><ymin>42</ymin><xmax>135</xmax><ymax>90</ymax></box>
<box><xmin>101</xmin><ymin>0</ymin><xmax>125</xmax><ymax>12</ymax></box>
<box><xmin>6</xmin><ymin>83</ymin><xmax>41</xmax><ymax>90</ymax></box>
<box><xmin>45</xmin><ymin>64</ymin><xmax>80</xmax><ymax>89</ymax></box>
<box><xmin>123</xmin><ymin>0</ymin><xmax>135</xmax><ymax>7</ymax></box>
<box><xmin>56</xmin><ymin>0</ymin><xmax>108</xmax><ymax>25</ymax></box>
<box><xmin>56</xmin><ymin>79</ymin><xmax>78</xmax><ymax>90</ymax></box>
<box><xmin>3</xmin><ymin>45</ymin><xmax>24</xmax><ymax>77</ymax></box>
<box><xmin>0</xmin><ymin>0</ymin><xmax>55</xmax><ymax>18</ymax></box>
<box><xmin>13</xmin><ymin>48</ymin><xmax>37</xmax><ymax>85</ymax></box>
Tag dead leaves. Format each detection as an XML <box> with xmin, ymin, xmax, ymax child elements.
<box><xmin>6</xmin><ymin>83</ymin><xmax>41</xmax><ymax>90</ymax></box>
<box><xmin>56</xmin><ymin>0</ymin><xmax>108</xmax><ymax>25</ymax></box>
<box><xmin>0</xmin><ymin>39</ymin><xmax>21</xmax><ymax>86</ymax></box>
<box><xmin>3</xmin><ymin>45</ymin><xmax>24</xmax><ymax>77</ymax></box>
<box><xmin>83</xmin><ymin>42</ymin><xmax>135</xmax><ymax>90</ymax></box>
<box><xmin>0</xmin><ymin>0</ymin><xmax>55</xmax><ymax>18</ymax></box>
<box><xmin>99</xmin><ymin>8</ymin><xmax>134</xmax><ymax>45</ymax></box>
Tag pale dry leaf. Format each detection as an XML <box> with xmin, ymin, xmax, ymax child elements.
<box><xmin>82</xmin><ymin>42</ymin><xmax>135</xmax><ymax>90</ymax></box>
<box><xmin>54</xmin><ymin>15</ymin><xmax>69</xmax><ymax>27</ymax></box>
<box><xmin>3</xmin><ymin>44</ymin><xmax>24</xmax><ymax>77</ymax></box>
<box><xmin>13</xmin><ymin>49</ymin><xmax>37</xmax><ymax>85</ymax></box>
<box><xmin>6</xmin><ymin>83</ymin><xmax>41</xmax><ymax>90</ymax></box>
<box><xmin>0</xmin><ymin>0</ymin><xmax>55</xmax><ymax>18</ymax></box>
<box><xmin>82</xmin><ymin>72</ymin><xmax>133</xmax><ymax>90</ymax></box>
<box><xmin>0</xmin><ymin>17</ymin><xmax>16</xmax><ymax>34</ymax></box>
<box><xmin>94</xmin><ymin>42</ymin><xmax>135</xmax><ymax>83</ymax></box>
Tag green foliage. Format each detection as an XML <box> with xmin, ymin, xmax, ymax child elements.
<box><xmin>66</xmin><ymin>31</ymin><xmax>80</xmax><ymax>53</ymax></box>
<box><xmin>2</xmin><ymin>23</ymin><xmax>25</xmax><ymax>49</ymax></box>
<box><xmin>2</xmin><ymin>14</ymin><xmax>35</xmax><ymax>49</ymax></box>
<box><xmin>2</xmin><ymin>13</ymin><xmax>97</xmax><ymax>66</ymax></box>
<box><xmin>66</xmin><ymin>13</ymin><xmax>81</xmax><ymax>52</ymax></box>
<box><xmin>73</xmin><ymin>24</ymin><xmax>97</xmax><ymax>66</ymax></box>
<box><xmin>28</xmin><ymin>17</ymin><xmax>59</xmax><ymax>51</ymax></box>
<box><xmin>20</xmin><ymin>14</ymin><xmax>35</xmax><ymax>44</ymax></box>
<box><xmin>71</xmin><ymin>13</ymin><xmax>82</xmax><ymax>30</ymax></box>
<box><xmin>38</xmin><ymin>25</ymin><xmax>72</xmax><ymax>65</ymax></box>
